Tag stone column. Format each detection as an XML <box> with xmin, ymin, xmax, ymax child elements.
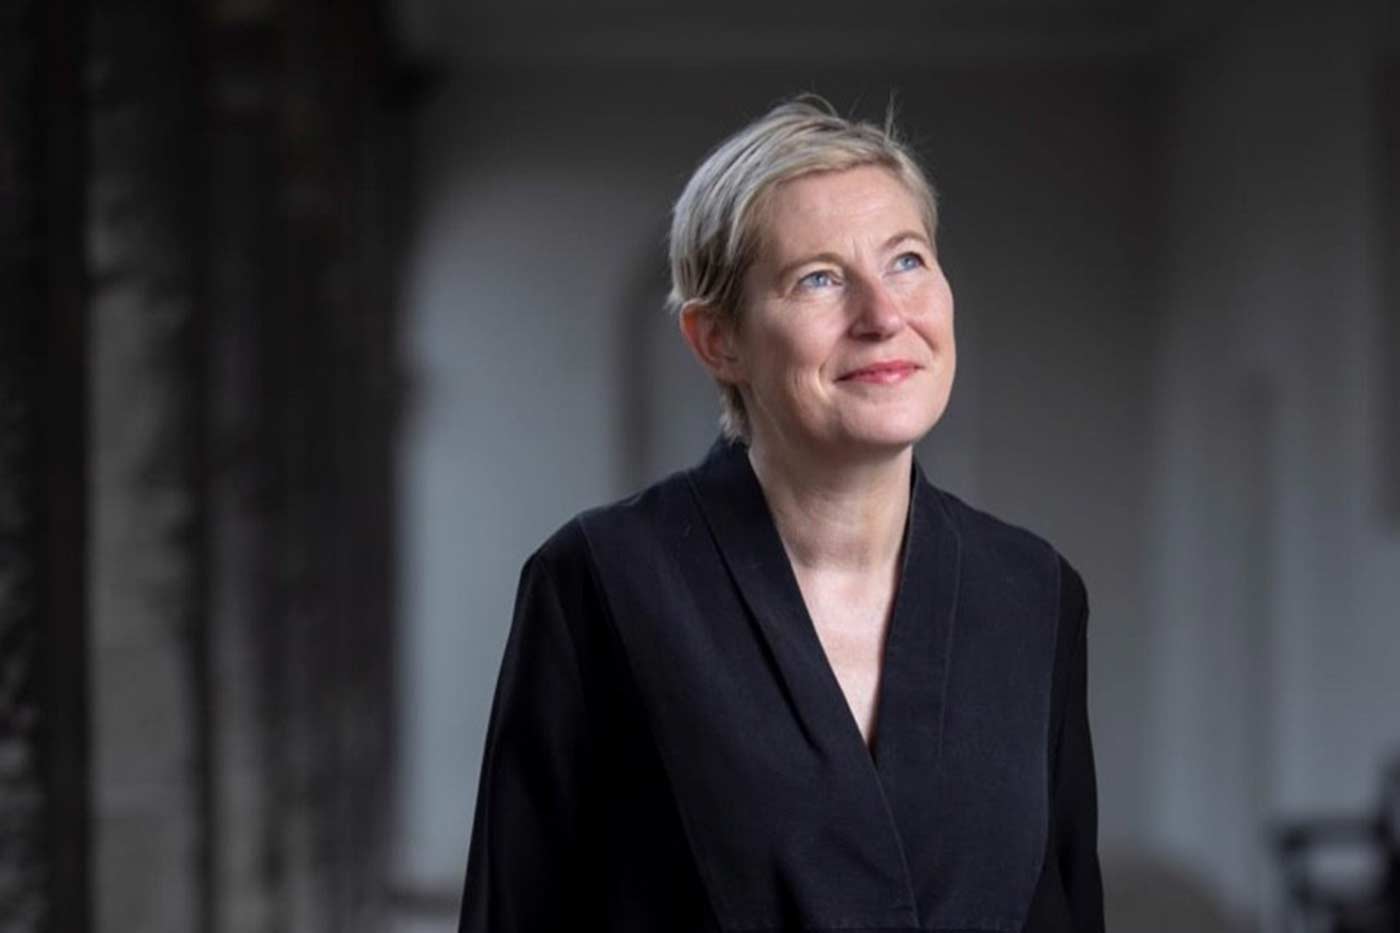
<box><xmin>202</xmin><ymin>4</ymin><xmax>406</xmax><ymax>931</ymax></box>
<box><xmin>87</xmin><ymin>0</ymin><xmax>209</xmax><ymax>925</ymax></box>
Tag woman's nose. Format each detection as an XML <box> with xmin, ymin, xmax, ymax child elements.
<box><xmin>850</xmin><ymin>280</ymin><xmax>905</xmax><ymax>338</ymax></box>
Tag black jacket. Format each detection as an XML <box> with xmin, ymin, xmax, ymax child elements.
<box><xmin>460</xmin><ymin>438</ymin><xmax>1104</xmax><ymax>932</ymax></box>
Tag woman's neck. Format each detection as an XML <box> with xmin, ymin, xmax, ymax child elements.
<box><xmin>746</xmin><ymin>438</ymin><xmax>912</xmax><ymax>576</ymax></box>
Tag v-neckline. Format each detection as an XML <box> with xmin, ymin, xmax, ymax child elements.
<box><xmin>765</xmin><ymin>467</ymin><xmax>919</xmax><ymax>767</ymax></box>
<box><xmin>686</xmin><ymin>437</ymin><xmax>965</xmax><ymax>924</ymax></box>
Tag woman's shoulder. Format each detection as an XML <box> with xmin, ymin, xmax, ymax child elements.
<box><xmin>529</xmin><ymin>466</ymin><xmax>699</xmax><ymax>574</ymax></box>
<box><xmin>920</xmin><ymin>479</ymin><xmax>1086</xmax><ymax>610</ymax></box>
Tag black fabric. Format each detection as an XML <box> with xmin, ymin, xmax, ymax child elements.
<box><xmin>460</xmin><ymin>438</ymin><xmax>1104</xmax><ymax>932</ymax></box>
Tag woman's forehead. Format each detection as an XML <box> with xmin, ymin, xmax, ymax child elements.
<box><xmin>755</xmin><ymin>166</ymin><xmax>929</xmax><ymax>258</ymax></box>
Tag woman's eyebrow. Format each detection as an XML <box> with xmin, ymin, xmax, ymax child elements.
<box><xmin>883</xmin><ymin>230</ymin><xmax>931</xmax><ymax>251</ymax></box>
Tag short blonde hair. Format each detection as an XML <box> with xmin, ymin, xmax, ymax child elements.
<box><xmin>667</xmin><ymin>94</ymin><xmax>939</xmax><ymax>441</ymax></box>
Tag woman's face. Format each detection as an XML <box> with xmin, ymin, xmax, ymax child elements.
<box><xmin>732</xmin><ymin>164</ymin><xmax>955</xmax><ymax>463</ymax></box>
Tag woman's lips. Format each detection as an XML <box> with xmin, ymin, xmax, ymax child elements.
<box><xmin>838</xmin><ymin>360</ymin><xmax>920</xmax><ymax>384</ymax></box>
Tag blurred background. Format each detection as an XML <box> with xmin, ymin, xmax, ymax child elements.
<box><xmin>4</xmin><ymin>0</ymin><xmax>1399</xmax><ymax>931</ymax></box>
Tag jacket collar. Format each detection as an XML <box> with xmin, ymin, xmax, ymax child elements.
<box><xmin>684</xmin><ymin>436</ymin><xmax>961</xmax><ymax>769</ymax></box>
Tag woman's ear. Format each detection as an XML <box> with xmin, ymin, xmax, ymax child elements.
<box><xmin>678</xmin><ymin>301</ymin><xmax>743</xmax><ymax>385</ymax></box>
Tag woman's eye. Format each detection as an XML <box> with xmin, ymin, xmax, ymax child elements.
<box><xmin>797</xmin><ymin>269</ymin><xmax>837</xmax><ymax>290</ymax></box>
<box><xmin>893</xmin><ymin>252</ymin><xmax>926</xmax><ymax>272</ymax></box>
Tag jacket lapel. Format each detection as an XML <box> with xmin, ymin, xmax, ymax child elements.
<box><xmin>870</xmin><ymin>457</ymin><xmax>961</xmax><ymax>779</ymax></box>
<box><xmin>687</xmin><ymin>438</ymin><xmax>880</xmax><ymax>762</ymax></box>
<box><xmin>686</xmin><ymin>439</ymin><xmax>922</xmax><ymax>919</ymax></box>
<box><xmin>891</xmin><ymin>471</ymin><xmax>1057</xmax><ymax>930</ymax></box>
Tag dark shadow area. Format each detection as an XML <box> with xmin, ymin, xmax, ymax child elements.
<box><xmin>1</xmin><ymin>2</ymin><xmax>90</xmax><ymax>932</ymax></box>
<box><xmin>1377</xmin><ymin>58</ymin><xmax>1400</xmax><ymax>526</ymax></box>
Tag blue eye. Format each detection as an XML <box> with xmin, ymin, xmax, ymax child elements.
<box><xmin>894</xmin><ymin>252</ymin><xmax>925</xmax><ymax>272</ymax></box>
<box><xmin>798</xmin><ymin>269</ymin><xmax>836</xmax><ymax>290</ymax></box>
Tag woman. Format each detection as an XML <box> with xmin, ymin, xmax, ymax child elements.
<box><xmin>459</xmin><ymin>96</ymin><xmax>1104</xmax><ymax>933</ymax></box>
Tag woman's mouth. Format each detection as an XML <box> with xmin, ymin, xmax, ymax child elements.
<box><xmin>838</xmin><ymin>360</ymin><xmax>920</xmax><ymax>384</ymax></box>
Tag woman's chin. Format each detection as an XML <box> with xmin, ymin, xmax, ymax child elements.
<box><xmin>819</xmin><ymin>421</ymin><xmax>937</xmax><ymax>463</ymax></box>
<box><xmin>834</xmin><ymin>400</ymin><xmax>947</xmax><ymax>452</ymax></box>
<box><xmin>754</xmin><ymin>396</ymin><xmax>950</xmax><ymax>465</ymax></box>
